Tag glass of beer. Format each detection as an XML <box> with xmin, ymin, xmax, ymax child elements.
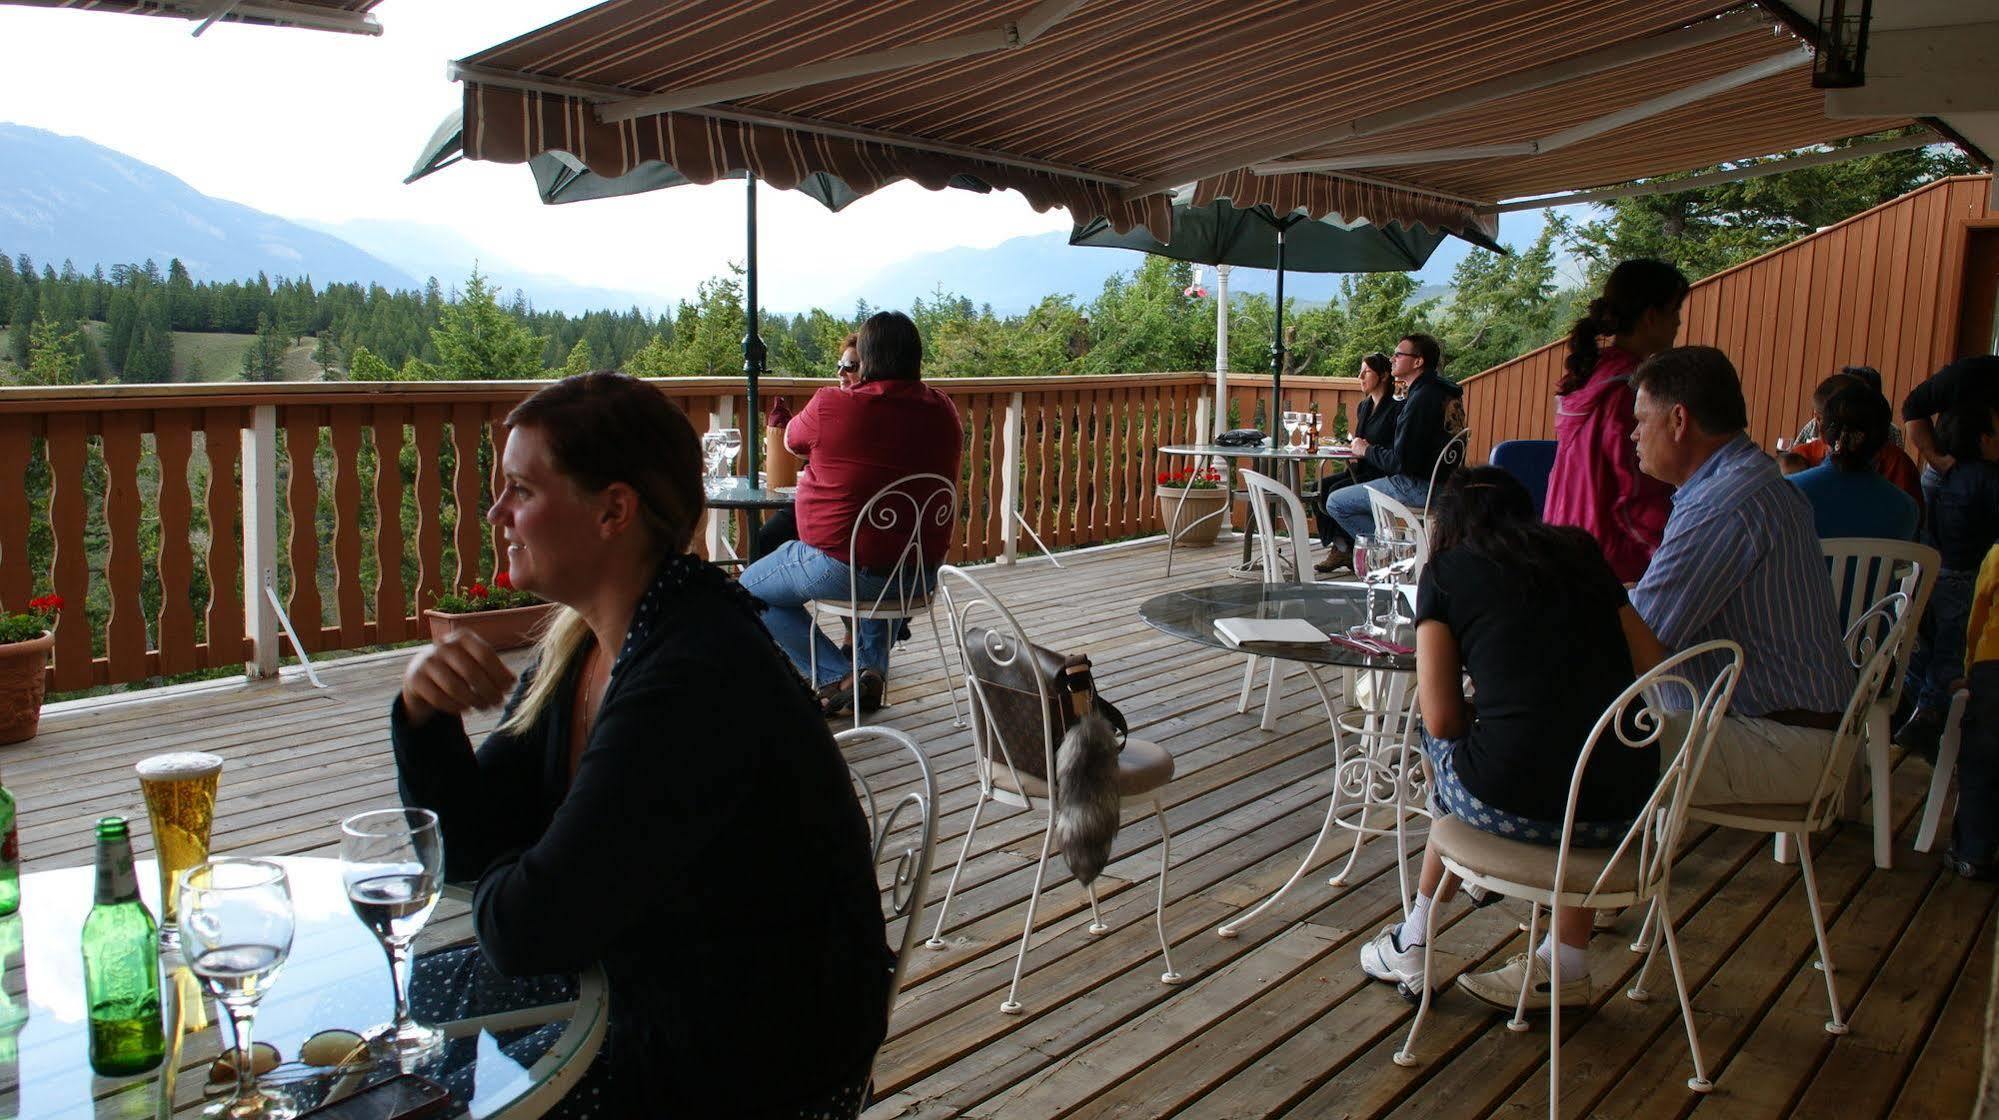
<box><xmin>136</xmin><ymin>752</ymin><xmax>222</xmax><ymax>948</ymax></box>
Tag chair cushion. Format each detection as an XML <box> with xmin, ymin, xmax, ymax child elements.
<box><xmin>1430</xmin><ymin>814</ymin><xmax>1638</xmax><ymax>897</ymax></box>
<box><xmin>810</xmin><ymin>592</ymin><xmax>932</xmax><ymax>620</ymax></box>
<box><xmin>991</xmin><ymin>737</ymin><xmax>1174</xmax><ymax>800</ymax></box>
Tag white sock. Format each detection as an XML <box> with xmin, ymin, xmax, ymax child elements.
<box><xmin>1536</xmin><ymin>935</ymin><xmax>1588</xmax><ymax>979</ymax></box>
<box><xmin>1398</xmin><ymin>892</ymin><xmax>1435</xmax><ymax>947</ymax></box>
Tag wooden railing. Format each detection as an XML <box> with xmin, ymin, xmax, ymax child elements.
<box><xmin>0</xmin><ymin>371</ymin><xmax>1366</xmax><ymax>693</ymax></box>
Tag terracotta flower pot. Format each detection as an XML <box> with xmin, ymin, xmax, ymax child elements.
<box><xmin>424</xmin><ymin>604</ymin><xmax>556</xmax><ymax>651</ymax></box>
<box><xmin>0</xmin><ymin>631</ymin><xmax>54</xmax><ymax>746</ymax></box>
<box><xmin>1156</xmin><ymin>485</ymin><xmax>1229</xmax><ymax>546</ymax></box>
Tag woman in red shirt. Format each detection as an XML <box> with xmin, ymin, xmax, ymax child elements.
<box><xmin>741</xmin><ymin>311</ymin><xmax>963</xmax><ymax>715</ymax></box>
<box><xmin>1542</xmin><ymin>260</ymin><xmax>1687</xmax><ymax>583</ymax></box>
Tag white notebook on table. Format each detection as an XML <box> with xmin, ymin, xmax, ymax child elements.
<box><xmin>1213</xmin><ymin>616</ymin><xmax>1331</xmax><ymax>648</ymax></box>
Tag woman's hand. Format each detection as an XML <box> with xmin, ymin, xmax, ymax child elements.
<box><xmin>401</xmin><ymin>631</ymin><xmax>518</xmax><ymax>726</ymax></box>
<box><xmin>1350</xmin><ymin>436</ymin><xmax>1371</xmax><ymax>458</ymax></box>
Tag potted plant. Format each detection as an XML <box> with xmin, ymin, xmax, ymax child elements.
<box><xmin>423</xmin><ymin>572</ymin><xmax>553</xmax><ymax>651</ymax></box>
<box><xmin>0</xmin><ymin>594</ymin><xmax>61</xmax><ymax>745</ymax></box>
<box><xmin>1155</xmin><ymin>466</ymin><xmax>1229</xmax><ymax>546</ymax></box>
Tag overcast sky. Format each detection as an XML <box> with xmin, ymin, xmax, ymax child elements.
<box><xmin>0</xmin><ymin>1</ymin><xmax>1077</xmax><ymax>309</ymax></box>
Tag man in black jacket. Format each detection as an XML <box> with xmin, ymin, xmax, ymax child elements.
<box><xmin>1323</xmin><ymin>332</ymin><xmax>1465</xmax><ymax>570</ymax></box>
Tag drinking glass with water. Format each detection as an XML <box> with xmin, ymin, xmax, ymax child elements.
<box><xmin>180</xmin><ymin>858</ymin><xmax>296</xmax><ymax>1119</ymax></box>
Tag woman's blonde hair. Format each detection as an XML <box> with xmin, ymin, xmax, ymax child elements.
<box><xmin>497</xmin><ymin>372</ymin><xmax>705</xmax><ymax>734</ymax></box>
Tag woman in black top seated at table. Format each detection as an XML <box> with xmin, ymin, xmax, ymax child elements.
<box><xmin>1357</xmin><ymin>467</ymin><xmax>1665</xmax><ymax>1011</ymax></box>
<box><xmin>391</xmin><ymin>372</ymin><xmax>892</xmax><ymax>1118</ymax></box>
<box><xmin>1314</xmin><ymin>352</ymin><xmax>1401</xmax><ymax>568</ymax></box>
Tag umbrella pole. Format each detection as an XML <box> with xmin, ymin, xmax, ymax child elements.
<box><xmin>743</xmin><ymin>172</ymin><xmax>767</xmax><ymax>489</ymax></box>
<box><xmin>1214</xmin><ymin>263</ymin><xmax>1230</xmax><ymax>439</ymax></box>
<box><xmin>1269</xmin><ymin>226</ymin><xmax>1286</xmax><ymax>445</ymax></box>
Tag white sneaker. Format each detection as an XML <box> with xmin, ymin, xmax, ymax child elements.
<box><xmin>1359</xmin><ymin>924</ymin><xmax>1425</xmax><ymax>987</ymax></box>
<box><xmin>1456</xmin><ymin>951</ymin><xmax>1594</xmax><ymax>1011</ymax></box>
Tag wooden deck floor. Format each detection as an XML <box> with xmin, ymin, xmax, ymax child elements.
<box><xmin>14</xmin><ymin>537</ymin><xmax>1993</xmax><ymax>1119</ymax></box>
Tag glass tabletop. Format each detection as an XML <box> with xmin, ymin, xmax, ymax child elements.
<box><xmin>0</xmin><ymin>856</ymin><xmax>606</xmax><ymax>1119</ymax></box>
<box><xmin>705</xmin><ymin>477</ymin><xmax>797</xmax><ymax>509</ymax></box>
<box><xmin>1138</xmin><ymin>582</ymin><xmax>1418</xmax><ymax>670</ymax></box>
<box><xmin>1158</xmin><ymin>443</ymin><xmax>1354</xmax><ymax>461</ymax></box>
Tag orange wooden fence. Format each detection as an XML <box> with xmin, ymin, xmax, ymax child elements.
<box><xmin>0</xmin><ymin>372</ymin><xmax>1366</xmax><ymax>693</ymax></box>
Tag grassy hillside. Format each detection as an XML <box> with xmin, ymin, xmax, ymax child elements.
<box><xmin>0</xmin><ymin>324</ymin><xmax>328</xmax><ymax>383</ymax></box>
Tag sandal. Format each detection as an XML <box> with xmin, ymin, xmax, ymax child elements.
<box><xmin>817</xmin><ymin>677</ymin><xmax>856</xmax><ymax>717</ymax></box>
<box><xmin>856</xmin><ymin>669</ymin><xmax>886</xmax><ymax>715</ymax></box>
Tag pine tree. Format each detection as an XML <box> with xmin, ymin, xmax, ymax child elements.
<box><xmin>560</xmin><ymin>337</ymin><xmax>594</xmax><ymax>377</ymax></box>
<box><xmin>428</xmin><ymin>268</ymin><xmax>547</xmax><ymax>380</ymax></box>
<box><xmin>311</xmin><ymin>333</ymin><xmax>341</xmax><ymax>379</ymax></box>
<box><xmin>105</xmin><ymin>289</ymin><xmax>137</xmax><ymax>371</ymax></box>
<box><xmin>346</xmin><ymin>345</ymin><xmax>398</xmax><ymax>382</ymax></box>
<box><xmin>25</xmin><ymin>318</ymin><xmax>81</xmax><ymax>386</ymax></box>
<box><xmin>240</xmin><ymin>312</ymin><xmax>287</xmax><ymax>382</ymax></box>
<box><xmin>6</xmin><ymin>287</ymin><xmax>34</xmax><ymax>367</ymax></box>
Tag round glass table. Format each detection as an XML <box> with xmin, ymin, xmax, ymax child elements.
<box><xmin>0</xmin><ymin>856</ymin><xmax>606</xmax><ymax>1119</ymax></box>
<box><xmin>1140</xmin><ymin>581</ymin><xmax>1428</xmax><ymax>937</ymax></box>
<box><xmin>1137</xmin><ymin>581</ymin><xmax>1415</xmax><ymax>671</ymax></box>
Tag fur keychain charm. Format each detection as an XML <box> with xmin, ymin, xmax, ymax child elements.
<box><xmin>1054</xmin><ymin>710</ymin><xmax>1122</xmax><ymax>885</ymax></box>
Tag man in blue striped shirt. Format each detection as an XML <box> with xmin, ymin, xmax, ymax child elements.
<box><xmin>1628</xmin><ymin>346</ymin><xmax>1854</xmax><ymax>806</ymax></box>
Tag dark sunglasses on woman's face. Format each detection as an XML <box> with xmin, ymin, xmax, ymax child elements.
<box><xmin>837</xmin><ymin>361</ymin><xmax>860</xmax><ymax>374</ymax></box>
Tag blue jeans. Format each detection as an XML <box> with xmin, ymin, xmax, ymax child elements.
<box><xmin>740</xmin><ymin>540</ymin><xmax>902</xmax><ymax>688</ymax></box>
<box><xmin>1908</xmin><ymin>568</ymin><xmax>1976</xmax><ymax>714</ymax></box>
<box><xmin>1422</xmin><ymin>731</ymin><xmax>1629</xmax><ymax>848</ymax></box>
<box><xmin>1327</xmin><ymin>473</ymin><xmax>1432</xmax><ymax>545</ymax></box>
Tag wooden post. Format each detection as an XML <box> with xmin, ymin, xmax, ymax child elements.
<box><xmin>242</xmin><ymin>405</ymin><xmax>279</xmax><ymax>678</ymax></box>
<box><xmin>1000</xmin><ymin>392</ymin><xmax>1023</xmax><ymax>565</ymax></box>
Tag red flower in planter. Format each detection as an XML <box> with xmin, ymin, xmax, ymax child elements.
<box><xmin>468</xmin><ymin>582</ymin><xmax>489</xmax><ymax>599</ymax></box>
<box><xmin>494</xmin><ymin>571</ymin><xmax>513</xmax><ymax>590</ymax></box>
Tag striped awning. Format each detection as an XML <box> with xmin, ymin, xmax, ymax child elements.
<box><xmin>2</xmin><ymin>0</ymin><xmax>383</xmax><ymax>34</ymax></box>
<box><xmin>447</xmin><ymin>0</ymin><xmax>1940</xmax><ymax>234</ymax></box>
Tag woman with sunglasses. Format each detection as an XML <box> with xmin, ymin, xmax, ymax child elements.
<box><xmin>755</xmin><ymin>333</ymin><xmax>863</xmax><ymax>558</ymax></box>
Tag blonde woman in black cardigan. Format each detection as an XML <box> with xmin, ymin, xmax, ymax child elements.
<box><xmin>392</xmin><ymin>372</ymin><xmax>891</xmax><ymax>1118</ymax></box>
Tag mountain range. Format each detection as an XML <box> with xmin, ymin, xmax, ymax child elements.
<box><xmin>0</xmin><ymin>122</ymin><xmax>1565</xmax><ymax>319</ymax></box>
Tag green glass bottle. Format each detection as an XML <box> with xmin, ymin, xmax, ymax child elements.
<box><xmin>0</xmin><ymin>913</ymin><xmax>23</xmax><ymax>1083</ymax></box>
<box><xmin>0</xmin><ymin>782</ymin><xmax>19</xmax><ymax>917</ymax></box>
<box><xmin>81</xmin><ymin>817</ymin><xmax>164</xmax><ymax>1077</ymax></box>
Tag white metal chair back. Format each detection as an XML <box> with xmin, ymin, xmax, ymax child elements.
<box><xmin>933</xmin><ymin>564</ymin><xmax>1058</xmax><ymax>807</ymax></box>
<box><xmin>1240</xmin><ymin>469</ymin><xmax>1315</xmax><ymax>585</ymax></box>
<box><xmin>1803</xmin><ymin>592</ymin><xmax>1916</xmax><ymax>830</ymax></box>
<box><xmin>844</xmin><ymin>471</ymin><xmax>959</xmax><ymax>616</ymax></box>
<box><xmin>1423</xmin><ymin>426</ymin><xmax>1469</xmax><ymax>509</ymax></box>
<box><xmin>1365</xmin><ymin>487</ymin><xmax>1430</xmax><ymax>579</ymax></box>
<box><xmin>835</xmin><ymin>726</ymin><xmax>937</xmax><ymax>1036</ymax></box>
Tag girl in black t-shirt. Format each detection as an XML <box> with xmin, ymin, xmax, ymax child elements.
<box><xmin>1359</xmin><ymin>467</ymin><xmax>1666</xmax><ymax>1012</ymax></box>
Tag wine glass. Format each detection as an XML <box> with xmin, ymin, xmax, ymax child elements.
<box><xmin>715</xmin><ymin>427</ymin><xmax>744</xmax><ymax>478</ymax></box>
<box><xmin>699</xmin><ymin>433</ymin><xmax>727</xmax><ymax>494</ymax></box>
<box><xmin>340</xmin><ymin>809</ymin><xmax>445</xmax><ymax>1068</ymax></box>
<box><xmin>1281</xmin><ymin>411</ymin><xmax>1302</xmax><ymax>450</ymax></box>
<box><xmin>1348</xmin><ymin>534</ymin><xmax>1377</xmax><ymax>637</ymax></box>
<box><xmin>1354</xmin><ymin>535</ymin><xmax>1394</xmax><ymax>638</ymax></box>
<box><xmin>1385</xmin><ymin>535</ymin><xmax>1418</xmax><ymax>628</ymax></box>
<box><xmin>180</xmin><ymin>859</ymin><xmax>296</xmax><ymax>1120</ymax></box>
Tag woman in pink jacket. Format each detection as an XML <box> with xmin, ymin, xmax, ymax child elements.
<box><xmin>1544</xmin><ymin>260</ymin><xmax>1688</xmax><ymax>583</ymax></box>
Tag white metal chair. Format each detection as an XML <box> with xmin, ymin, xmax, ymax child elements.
<box><xmin>1821</xmin><ymin>538</ymin><xmax>1937</xmax><ymax>868</ymax></box>
<box><xmin>836</xmin><ymin>725</ymin><xmax>936</xmax><ymax>1088</ymax></box>
<box><xmin>1236</xmin><ymin>470</ymin><xmax>1341</xmax><ymax>732</ymax></box>
<box><xmin>1395</xmin><ymin>639</ymin><xmax>1745</xmax><ymax>1118</ymax></box>
<box><xmin>1662</xmin><ymin>593</ymin><xmax>1912</xmax><ymax>1038</ymax></box>
<box><xmin>923</xmin><ymin>565</ymin><xmax>1183</xmax><ymax>1013</ymax></box>
<box><xmin>1412</xmin><ymin>426</ymin><xmax>1470</xmax><ymax>519</ymax></box>
<box><xmin>1915</xmin><ymin>687</ymin><xmax>1969</xmax><ymax>853</ymax></box>
<box><xmin>807</xmin><ymin>472</ymin><xmax>963</xmax><ymax>731</ymax></box>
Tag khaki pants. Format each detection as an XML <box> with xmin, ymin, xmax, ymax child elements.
<box><xmin>1664</xmin><ymin>713</ymin><xmax>1836</xmax><ymax>807</ymax></box>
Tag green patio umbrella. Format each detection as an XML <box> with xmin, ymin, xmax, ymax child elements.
<box><xmin>407</xmin><ymin>111</ymin><xmax>994</xmax><ymax>480</ymax></box>
<box><xmin>1072</xmin><ymin>191</ymin><xmax>1503</xmax><ymax>441</ymax></box>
